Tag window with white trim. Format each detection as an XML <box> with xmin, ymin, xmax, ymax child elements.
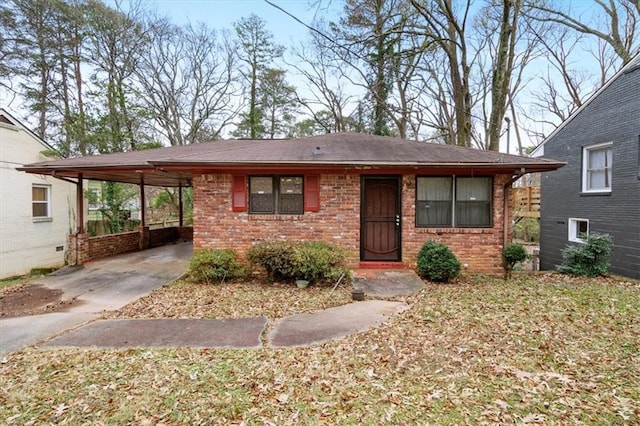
<box><xmin>32</xmin><ymin>184</ymin><xmax>51</xmax><ymax>219</ymax></box>
<box><xmin>87</xmin><ymin>188</ymin><xmax>101</xmax><ymax>210</ymax></box>
<box><xmin>568</xmin><ymin>218</ymin><xmax>589</xmax><ymax>243</ymax></box>
<box><xmin>249</xmin><ymin>176</ymin><xmax>303</xmax><ymax>214</ymax></box>
<box><xmin>416</xmin><ymin>176</ymin><xmax>492</xmax><ymax>227</ymax></box>
<box><xmin>583</xmin><ymin>143</ymin><xmax>612</xmax><ymax>192</ymax></box>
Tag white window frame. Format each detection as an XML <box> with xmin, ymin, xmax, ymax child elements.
<box><xmin>32</xmin><ymin>184</ymin><xmax>52</xmax><ymax>221</ymax></box>
<box><xmin>582</xmin><ymin>142</ymin><xmax>612</xmax><ymax>193</ymax></box>
<box><xmin>87</xmin><ymin>188</ymin><xmax>101</xmax><ymax>211</ymax></box>
<box><xmin>568</xmin><ymin>218</ymin><xmax>589</xmax><ymax>243</ymax></box>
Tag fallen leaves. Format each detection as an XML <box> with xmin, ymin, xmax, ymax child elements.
<box><xmin>104</xmin><ymin>279</ymin><xmax>353</xmax><ymax>321</ymax></box>
<box><xmin>1</xmin><ymin>274</ymin><xmax>639</xmax><ymax>424</ymax></box>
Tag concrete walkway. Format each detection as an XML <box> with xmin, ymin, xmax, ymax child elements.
<box><xmin>0</xmin><ymin>242</ymin><xmax>192</xmax><ymax>355</ymax></box>
<box><xmin>269</xmin><ymin>300</ymin><xmax>409</xmax><ymax>347</ymax></box>
<box><xmin>2</xmin><ymin>257</ymin><xmax>424</xmax><ymax>353</ymax></box>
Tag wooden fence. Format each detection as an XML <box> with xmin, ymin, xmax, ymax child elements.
<box><xmin>512</xmin><ymin>186</ymin><xmax>540</xmax><ymax>219</ymax></box>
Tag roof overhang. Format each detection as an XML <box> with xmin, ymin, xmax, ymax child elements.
<box><xmin>19</xmin><ymin>160</ymin><xmax>565</xmax><ymax>187</ymax></box>
<box><xmin>17</xmin><ymin>132</ymin><xmax>566</xmax><ymax>186</ymax></box>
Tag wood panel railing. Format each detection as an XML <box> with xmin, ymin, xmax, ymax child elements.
<box><xmin>512</xmin><ymin>186</ymin><xmax>540</xmax><ymax>219</ymax></box>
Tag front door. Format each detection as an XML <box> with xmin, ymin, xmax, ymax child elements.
<box><xmin>361</xmin><ymin>176</ymin><xmax>401</xmax><ymax>261</ymax></box>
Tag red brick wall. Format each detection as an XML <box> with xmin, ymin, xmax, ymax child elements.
<box><xmin>86</xmin><ymin>231</ymin><xmax>140</xmax><ymax>260</ymax></box>
<box><xmin>194</xmin><ymin>173</ymin><xmax>361</xmax><ymax>266</ymax></box>
<box><xmin>401</xmin><ymin>174</ymin><xmax>511</xmax><ymax>274</ymax></box>
<box><xmin>178</xmin><ymin>226</ymin><xmax>193</xmax><ymax>240</ymax></box>
<box><xmin>193</xmin><ymin>173</ymin><xmax>512</xmax><ymax>274</ymax></box>
<box><xmin>148</xmin><ymin>227</ymin><xmax>180</xmax><ymax>248</ymax></box>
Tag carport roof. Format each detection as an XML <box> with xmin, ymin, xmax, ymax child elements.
<box><xmin>19</xmin><ymin>132</ymin><xmax>564</xmax><ymax>186</ymax></box>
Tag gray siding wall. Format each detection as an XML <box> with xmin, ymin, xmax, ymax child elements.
<box><xmin>540</xmin><ymin>64</ymin><xmax>640</xmax><ymax>279</ymax></box>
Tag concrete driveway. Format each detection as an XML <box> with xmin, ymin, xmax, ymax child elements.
<box><xmin>0</xmin><ymin>241</ymin><xmax>192</xmax><ymax>355</ymax></box>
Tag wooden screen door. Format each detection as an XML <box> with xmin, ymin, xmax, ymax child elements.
<box><xmin>361</xmin><ymin>176</ymin><xmax>401</xmax><ymax>261</ymax></box>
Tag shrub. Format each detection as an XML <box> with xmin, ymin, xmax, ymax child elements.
<box><xmin>292</xmin><ymin>242</ymin><xmax>350</xmax><ymax>283</ymax></box>
<box><xmin>246</xmin><ymin>241</ymin><xmax>296</xmax><ymax>281</ymax></box>
<box><xmin>188</xmin><ymin>248</ymin><xmax>245</xmax><ymax>284</ymax></box>
<box><xmin>416</xmin><ymin>240</ymin><xmax>461</xmax><ymax>283</ymax></box>
<box><xmin>557</xmin><ymin>233</ymin><xmax>613</xmax><ymax>277</ymax></box>
<box><xmin>247</xmin><ymin>241</ymin><xmax>350</xmax><ymax>284</ymax></box>
<box><xmin>502</xmin><ymin>243</ymin><xmax>529</xmax><ymax>279</ymax></box>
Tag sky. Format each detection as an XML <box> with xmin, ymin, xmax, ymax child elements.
<box><xmin>140</xmin><ymin>0</ymin><xmax>329</xmax><ymax>43</ymax></box>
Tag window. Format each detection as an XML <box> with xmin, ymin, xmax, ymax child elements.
<box><xmin>249</xmin><ymin>176</ymin><xmax>303</xmax><ymax>214</ymax></box>
<box><xmin>87</xmin><ymin>188</ymin><xmax>101</xmax><ymax>210</ymax></box>
<box><xmin>568</xmin><ymin>218</ymin><xmax>589</xmax><ymax>243</ymax></box>
<box><xmin>416</xmin><ymin>177</ymin><xmax>452</xmax><ymax>226</ymax></box>
<box><xmin>416</xmin><ymin>176</ymin><xmax>492</xmax><ymax>227</ymax></box>
<box><xmin>583</xmin><ymin>143</ymin><xmax>612</xmax><ymax>192</ymax></box>
<box><xmin>32</xmin><ymin>184</ymin><xmax>51</xmax><ymax>219</ymax></box>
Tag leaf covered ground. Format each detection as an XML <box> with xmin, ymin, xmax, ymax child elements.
<box><xmin>1</xmin><ymin>273</ymin><xmax>638</xmax><ymax>424</ymax></box>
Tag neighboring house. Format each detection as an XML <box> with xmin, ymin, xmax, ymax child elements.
<box><xmin>0</xmin><ymin>109</ymin><xmax>76</xmax><ymax>279</ymax></box>
<box><xmin>531</xmin><ymin>54</ymin><xmax>640</xmax><ymax>279</ymax></box>
<box><xmin>19</xmin><ymin>133</ymin><xmax>563</xmax><ymax>275</ymax></box>
<box><xmin>85</xmin><ymin>180</ymin><xmax>142</xmax><ymax>236</ymax></box>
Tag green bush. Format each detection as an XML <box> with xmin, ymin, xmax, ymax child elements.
<box><xmin>416</xmin><ymin>240</ymin><xmax>461</xmax><ymax>283</ymax></box>
<box><xmin>247</xmin><ymin>241</ymin><xmax>350</xmax><ymax>284</ymax></box>
<box><xmin>188</xmin><ymin>248</ymin><xmax>245</xmax><ymax>284</ymax></box>
<box><xmin>557</xmin><ymin>233</ymin><xmax>613</xmax><ymax>277</ymax></box>
<box><xmin>293</xmin><ymin>242</ymin><xmax>350</xmax><ymax>283</ymax></box>
<box><xmin>502</xmin><ymin>243</ymin><xmax>529</xmax><ymax>279</ymax></box>
<box><xmin>246</xmin><ymin>241</ymin><xmax>297</xmax><ymax>281</ymax></box>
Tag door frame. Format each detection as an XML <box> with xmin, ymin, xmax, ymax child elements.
<box><xmin>360</xmin><ymin>175</ymin><xmax>402</xmax><ymax>261</ymax></box>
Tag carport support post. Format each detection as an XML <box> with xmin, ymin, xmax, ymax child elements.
<box><xmin>139</xmin><ymin>176</ymin><xmax>149</xmax><ymax>250</ymax></box>
<box><xmin>179</xmin><ymin>184</ymin><xmax>184</xmax><ymax>227</ymax></box>
<box><xmin>140</xmin><ymin>176</ymin><xmax>146</xmax><ymax>229</ymax></box>
<box><xmin>77</xmin><ymin>174</ymin><xmax>84</xmax><ymax>234</ymax></box>
<box><xmin>67</xmin><ymin>174</ymin><xmax>87</xmax><ymax>266</ymax></box>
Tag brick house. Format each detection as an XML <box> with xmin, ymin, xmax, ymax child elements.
<box><xmin>531</xmin><ymin>54</ymin><xmax>640</xmax><ymax>279</ymax></box>
<box><xmin>19</xmin><ymin>133</ymin><xmax>563</xmax><ymax>274</ymax></box>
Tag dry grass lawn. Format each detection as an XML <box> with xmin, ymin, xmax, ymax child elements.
<box><xmin>1</xmin><ymin>273</ymin><xmax>638</xmax><ymax>424</ymax></box>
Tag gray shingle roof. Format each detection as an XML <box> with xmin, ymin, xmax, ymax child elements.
<box><xmin>19</xmin><ymin>132</ymin><xmax>564</xmax><ymax>186</ymax></box>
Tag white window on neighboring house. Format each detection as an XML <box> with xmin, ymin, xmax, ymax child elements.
<box><xmin>32</xmin><ymin>184</ymin><xmax>51</xmax><ymax>221</ymax></box>
<box><xmin>568</xmin><ymin>218</ymin><xmax>589</xmax><ymax>243</ymax></box>
<box><xmin>583</xmin><ymin>143</ymin><xmax>612</xmax><ymax>193</ymax></box>
<box><xmin>88</xmin><ymin>188</ymin><xmax>101</xmax><ymax>210</ymax></box>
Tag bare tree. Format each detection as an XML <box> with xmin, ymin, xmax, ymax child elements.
<box><xmin>136</xmin><ymin>20</ymin><xmax>240</xmax><ymax>145</ymax></box>
<box><xmin>289</xmin><ymin>30</ymin><xmax>359</xmax><ymax>134</ymax></box>
<box><xmin>410</xmin><ymin>0</ymin><xmax>474</xmax><ymax>146</ymax></box>
<box><xmin>520</xmin><ymin>0</ymin><xmax>638</xmax><ymax>143</ymax></box>
<box><xmin>525</xmin><ymin>0</ymin><xmax>639</xmax><ymax>65</ymax></box>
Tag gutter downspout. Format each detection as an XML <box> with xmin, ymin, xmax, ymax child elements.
<box><xmin>503</xmin><ymin>168</ymin><xmax>526</xmax><ymax>249</ymax></box>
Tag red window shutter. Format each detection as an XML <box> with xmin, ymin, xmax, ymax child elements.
<box><xmin>232</xmin><ymin>175</ymin><xmax>247</xmax><ymax>212</ymax></box>
<box><xmin>304</xmin><ymin>175</ymin><xmax>320</xmax><ymax>212</ymax></box>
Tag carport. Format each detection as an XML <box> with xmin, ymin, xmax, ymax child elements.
<box><xmin>18</xmin><ymin>146</ymin><xmax>197</xmax><ymax>265</ymax></box>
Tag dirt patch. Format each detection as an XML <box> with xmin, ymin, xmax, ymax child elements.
<box><xmin>0</xmin><ymin>283</ymin><xmax>84</xmax><ymax>318</ymax></box>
